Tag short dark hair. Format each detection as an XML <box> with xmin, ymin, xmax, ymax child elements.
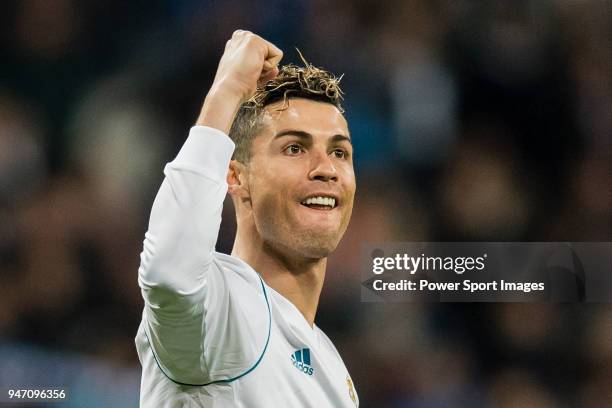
<box><xmin>228</xmin><ymin>54</ymin><xmax>344</xmax><ymax>163</ymax></box>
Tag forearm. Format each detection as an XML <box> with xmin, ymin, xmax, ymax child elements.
<box><xmin>139</xmin><ymin>126</ymin><xmax>234</xmax><ymax>295</ymax></box>
<box><xmin>196</xmin><ymin>84</ymin><xmax>244</xmax><ymax>134</ymax></box>
<box><xmin>136</xmin><ymin>29</ymin><xmax>281</xmax><ymax>382</ymax></box>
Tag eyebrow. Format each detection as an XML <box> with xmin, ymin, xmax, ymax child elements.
<box><xmin>275</xmin><ymin>129</ymin><xmax>352</xmax><ymax>144</ymax></box>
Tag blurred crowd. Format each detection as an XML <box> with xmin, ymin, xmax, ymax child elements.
<box><xmin>1</xmin><ymin>0</ymin><xmax>611</xmax><ymax>406</ymax></box>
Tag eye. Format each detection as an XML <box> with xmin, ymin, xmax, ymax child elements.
<box><xmin>332</xmin><ymin>149</ymin><xmax>348</xmax><ymax>159</ymax></box>
<box><xmin>284</xmin><ymin>144</ymin><xmax>303</xmax><ymax>155</ymax></box>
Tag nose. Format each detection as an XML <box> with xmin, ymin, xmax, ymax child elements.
<box><xmin>308</xmin><ymin>150</ymin><xmax>338</xmax><ymax>182</ymax></box>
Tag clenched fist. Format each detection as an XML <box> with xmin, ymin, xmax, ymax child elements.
<box><xmin>215</xmin><ymin>30</ymin><xmax>283</xmax><ymax>102</ymax></box>
<box><xmin>196</xmin><ymin>31</ymin><xmax>283</xmax><ymax>133</ymax></box>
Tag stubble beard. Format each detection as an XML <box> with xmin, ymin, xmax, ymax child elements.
<box><xmin>258</xmin><ymin>214</ymin><xmax>344</xmax><ymax>262</ymax></box>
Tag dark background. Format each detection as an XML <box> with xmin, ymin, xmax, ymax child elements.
<box><xmin>1</xmin><ymin>0</ymin><xmax>611</xmax><ymax>406</ymax></box>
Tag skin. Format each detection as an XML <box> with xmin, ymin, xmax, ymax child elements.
<box><xmin>230</xmin><ymin>99</ymin><xmax>356</xmax><ymax>325</ymax></box>
<box><xmin>196</xmin><ymin>30</ymin><xmax>355</xmax><ymax>326</ymax></box>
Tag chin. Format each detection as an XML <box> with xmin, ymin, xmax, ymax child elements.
<box><xmin>258</xmin><ymin>212</ymin><xmax>349</xmax><ymax>260</ymax></box>
<box><xmin>265</xmin><ymin>228</ymin><xmax>340</xmax><ymax>260</ymax></box>
<box><xmin>299</xmin><ymin>244</ymin><xmax>335</xmax><ymax>260</ymax></box>
<box><xmin>294</xmin><ymin>230</ymin><xmax>341</xmax><ymax>259</ymax></box>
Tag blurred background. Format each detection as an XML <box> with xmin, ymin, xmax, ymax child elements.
<box><xmin>1</xmin><ymin>0</ymin><xmax>611</xmax><ymax>406</ymax></box>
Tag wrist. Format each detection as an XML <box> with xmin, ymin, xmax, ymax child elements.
<box><xmin>208</xmin><ymin>81</ymin><xmax>246</xmax><ymax>105</ymax></box>
<box><xmin>195</xmin><ymin>85</ymin><xmax>244</xmax><ymax>134</ymax></box>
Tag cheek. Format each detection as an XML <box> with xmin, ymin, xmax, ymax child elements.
<box><xmin>342</xmin><ymin>175</ymin><xmax>357</xmax><ymax>219</ymax></box>
<box><xmin>342</xmin><ymin>169</ymin><xmax>357</xmax><ymax>198</ymax></box>
<box><xmin>249</xmin><ymin>173</ymin><xmax>291</xmax><ymax>217</ymax></box>
<box><xmin>251</xmin><ymin>159</ymin><xmax>301</xmax><ymax>201</ymax></box>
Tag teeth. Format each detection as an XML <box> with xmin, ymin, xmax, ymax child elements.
<box><xmin>302</xmin><ymin>196</ymin><xmax>336</xmax><ymax>208</ymax></box>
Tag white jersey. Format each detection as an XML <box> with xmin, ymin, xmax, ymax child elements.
<box><xmin>135</xmin><ymin>126</ymin><xmax>359</xmax><ymax>407</ymax></box>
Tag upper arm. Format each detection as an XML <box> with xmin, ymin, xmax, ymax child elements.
<box><xmin>137</xmin><ymin>127</ymin><xmax>235</xmax><ymax>384</ymax></box>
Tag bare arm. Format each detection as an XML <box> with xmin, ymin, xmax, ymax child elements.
<box><xmin>196</xmin><ymin>29</ymin><xmax>283</xmax><ymax>133</ymax></box>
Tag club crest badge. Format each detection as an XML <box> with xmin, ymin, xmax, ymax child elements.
<box><xmin>346</xmin><ymin>375</ymin><xmax>357</xmax><ymax>406</ymax></box>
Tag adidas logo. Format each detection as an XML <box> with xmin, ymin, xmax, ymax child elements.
<box><xmin>291</xmin><ymin>348</ymin><xmax>314</xmax><ymax>376</ymax></box>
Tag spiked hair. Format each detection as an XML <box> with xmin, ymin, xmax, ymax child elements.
<box><xmin>228</xmin><ymin>52</ymin><xmax>344</xmax><ymax>163</ymax></box>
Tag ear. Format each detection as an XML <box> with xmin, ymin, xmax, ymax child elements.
<box><xmin>227</xmin><ymin>160</ymin><xmax>250</xmax><ymax>199</ymax></box>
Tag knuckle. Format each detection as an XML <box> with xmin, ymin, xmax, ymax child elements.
<box><xmin>245</xmin><ymin>33</ymin><xmax>259</xmax><ymax>44</ymax></box>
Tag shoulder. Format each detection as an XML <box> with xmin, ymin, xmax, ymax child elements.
<box><xmin>202</xmin><ymin>252</ymin><xmax>273</xmax><ymax>382</ymax></box>
<box><xmin>206</xmin><ymin>251</ymin><xmax>269</xmax><ymax>309</ymax></box>
<box><xmin>210</xmin><ymin>252</ymin><xmax>265</xmax><ymax>291</ymax></box>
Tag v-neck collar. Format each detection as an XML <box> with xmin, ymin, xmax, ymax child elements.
<box><xmin>265</xmin><ymin>282</ymin><xmax>319</xmax><ymax>335</ymax></box>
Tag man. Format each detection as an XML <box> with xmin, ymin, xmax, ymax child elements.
<box><xmin>135</xmin><ymin>30</ymin><xmax>358</xmax><ymax>407</ymax></box>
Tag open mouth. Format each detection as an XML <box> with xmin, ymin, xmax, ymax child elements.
<box><xmin>300</xmin><ymin>195</ymin><xmax>338</xmax><ymax>211</ymax></box>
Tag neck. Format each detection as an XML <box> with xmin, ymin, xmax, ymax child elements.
<box><xmin>231</xmin><ymin>223</ymin><xmax>326</xmax><ymax>327</ymax></box>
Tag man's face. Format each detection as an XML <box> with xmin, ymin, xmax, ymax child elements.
<box><xmin>245</xmin><ymin>98</ymin><xmax>356</xmax><ymax>260</ymax></box>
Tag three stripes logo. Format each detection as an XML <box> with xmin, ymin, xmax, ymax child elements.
<box><xmin>291</xmin><ymin>348</ymin><xmax>314</xmax><ymax>376</ymax></box>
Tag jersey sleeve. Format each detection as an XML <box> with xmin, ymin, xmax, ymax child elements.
<box><xmin>137</xmin><ymin>125</ymin><xmax>235</xmax><ymax>385</ymax></box>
